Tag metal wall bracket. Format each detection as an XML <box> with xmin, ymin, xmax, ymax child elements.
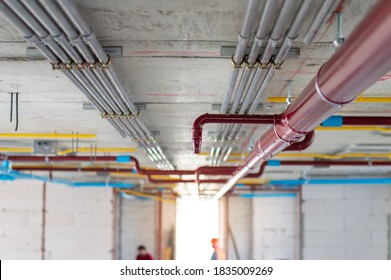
<box><xmin>83</xmin><ymin>102</ymin><xmax>147</xmax><ymax>111</ymax></box>
<box><xmin>27</xmin><ymin>46</ymin><xmax>123</xmax><ymax>59</ymax></box>
<box><xmin>220</xmin><ymin>46</ymin><xmax>300</xmax><ymax>58</ymax></box>
<box><xmin>211</xmin><ymin>103</ymin><xmax>263</xmax><ymax>112</ymax></box>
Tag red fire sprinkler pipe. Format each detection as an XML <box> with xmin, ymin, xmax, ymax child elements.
<box><xmin>192</xmin><ymin>113</ymin><xmax>315</xmax><ymax>154</ymax></box>
<box><xmin>213</xmin><ymin>0</ymin><xmax>391</xmax><ymax>200</ymax></box>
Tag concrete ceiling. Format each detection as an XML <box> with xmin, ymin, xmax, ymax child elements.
<box><xmin>1</xmin><ymin>0</ymin><xmax>390</xmax><ymax>193</ymax></box>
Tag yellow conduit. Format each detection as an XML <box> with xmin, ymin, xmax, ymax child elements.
<box><xmin>268</xmin><ymin>95</ymin><xmax>391</xmax><ymax>103</ymax></box>
<box><xmin>0</xmin><ymin>147</ymin><xmax>33</xmax><ymax>153</ymax></box>
<box><xmin>238</xmin><ymin>178</ymin><xmax>269</xmax><ymax>184</ymax></box>
<box><xmin>120</xmin><ymin>189</ymin><xmax>176</xmax><ymax>204</ymax></box>
<box><xmin>0</xmin><ymin>133</ymin><xmax>96</xmax><ymax>139</ymax></box>
<box><xmin>57</xmin><ymin>147</ymin><xmax>137</xmax><ymax>155</ymax></box>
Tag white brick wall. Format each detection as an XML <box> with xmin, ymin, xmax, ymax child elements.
<box><xmin>0</xmin><ymin>180</ymin><xmax>43</xmax><ymax>260</ymax></box>
<box><xmin>227</xmin><ymin>196</ymin><xmax>252</xmax><ymax>260</ymax></box>
<box><xmin>45</xmin><ymin>183</ymin><xmax>114</xmax><ymax>260</ymax></box>
<box><xmin>225</xmin><ymin>196</ymin><xmax>298</xmax><ymax>260</ymax></box>
<box><xmin>252</xmin><ymin>197</ymin><xmax>298</xmax><ymax>260</ymax></box>
<box><xmin>119</xmin><ymin>198</ymin><xmax>156</xmax><ymax>260</ymax></box>
<box><xmin>0</xmin><ymin>180</ymin><xmax>115</xmax><ymax>260</ymax></box>
<box><xmin>302</xmin><ymin>184</ymin><xmax>391</xmax><ymax>260</ymax></box>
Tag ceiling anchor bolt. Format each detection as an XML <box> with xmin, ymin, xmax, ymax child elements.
<box><xmin>286</xmin><ymin>80</ymin><xmax>294</xmax><ymax>107</ymax></box>
<box><xmin>334</xmin><ymin>12</ymin><xmax>345</xmax><ymax>49</ymax></box>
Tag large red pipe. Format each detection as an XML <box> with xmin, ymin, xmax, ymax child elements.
<box><xmin>214</xmin><ymin>0</ymin><xmax>391</xmax><ymax>199</ymax></box>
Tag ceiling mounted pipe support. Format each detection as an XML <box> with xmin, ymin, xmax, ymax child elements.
<box><xmin>212</xmin><ymin>0</ymin><xmax>391</xmax><ymax>200</ymax></box>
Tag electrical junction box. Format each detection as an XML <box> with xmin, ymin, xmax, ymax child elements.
<box><xmin>33</xmin><ymin>140</ymin><xmax>58</xmax><ymax>154</ymax></box>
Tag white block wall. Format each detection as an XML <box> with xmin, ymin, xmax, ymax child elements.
<box><xmin>225</xmin><ymin>196</ymin><xmax>298</xmax><ymax>260</ymax></box>
<box><xmin>45</xmin><ymin>183</ymin><xmax>114</xmax><ymax>260</ymax></box>
<box><xmin>227</xmin><ymin>196</ymin><xmax>252</xmax><ymax>260</ymax></box>
<box><xmin>0</xmin><ymin>180</ymin><xmax>115</xmax><ymax>260</ymax></box>
<box><xmin>119</xmin><ymin>199</ymin><xmax>156</xmax><ymax>260</ymax></box>
<box><xmin>252</xmin><ymin>197</ymin><xmax>298</xmax><ymax>260</ymax></box>
<box><xmin>302</xmin><ymin>184</ymin><xmax>391</xmax><ymax>260</ymax></box>
<box><xmin>0</xmin><ymin>180</ymin><xmax>43</xmax><ymax>260</ymax></box>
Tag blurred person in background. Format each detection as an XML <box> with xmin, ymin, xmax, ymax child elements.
<box><xmin>136</xmin><ymin>245</ymin><xmax>154</xmax><ymax>260</ymax></box>
<box><xmin>211</xmin><ymin>238</ymin><xmax>225</xmax><ymax>260</ymax></box>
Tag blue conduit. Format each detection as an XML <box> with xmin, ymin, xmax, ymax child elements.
<box><xmin>0</xmin><ymin>160</ymin><xmax>135</xmax><ymax>189</ymax></box>
<box><xmin>240</xmin><ymin>193</ymin><xmax>297</xmax><ymax>198</ymax></box>
<box><xmin>269</xmin><ymin>178</ymin><xmax>391</xmax><ymax>186</ymax></box>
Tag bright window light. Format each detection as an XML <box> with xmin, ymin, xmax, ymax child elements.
<box><xmin>176</xmin><ymin>196</ymin><xmax>219</xmax><ymax>260</ymax></box>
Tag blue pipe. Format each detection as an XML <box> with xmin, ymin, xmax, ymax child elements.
<box><xmin>0</xmin><ymin>163</ymin><xmax>135</xmax><ymax>188</ymax></box>
<box><xmin>269</xmin><ymin>177</ymin><xmax>391</xmax><ymax>186</ymax></box>
<box><xmin>240</xmin><ymin>193</ymin><xmax>297</xmax><ymax>198</ymax></box>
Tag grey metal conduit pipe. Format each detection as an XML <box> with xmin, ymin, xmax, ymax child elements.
<box><xmin>233</xmin><ymin>0</ymin><xmax>261</xmax><ymax>63</ymax></box>
<box><xmin>218</xmin><ymin>0</ymin><xmax>261</xmax><ymax>122</ymax></box>
<box><xmin>237</xmin><ymin>0</ymin><xmax>294</xmax><ymax>116</ymax></box>
<box><xmin>4</xmin><ymin>0</ymin><xmax>169</xmax><ymax>167</ymax></box>
<box><xmin>248</xmin><ymin>65</ymin><xmax>275</xmax><ymax>113</ymax></box>
<box><xmin>82</xmin><ymin>70</ymin><xmax>124</xmax><ymax>113</ymax></box>
<box><xmin>4</xmin><ymin>0</ymin><xmax>70</xmax><ymax>63</ymax></box>
<box><xmin>38</xmin><ymin>0</ymin><xmax>94</xmax><ymax>63</ymax></box>
<box><xmin>247</xmin><ymin>0</ymin><xmax>276</xmax><ymax>65</ymax></box>
<box><xmin>274</xmin><ymin>0</ymin><xmax>313</xmax><ymax>65</ymax></box>
<box><xmin>248</xmin><ymin>0</ymin><xmax>313</xmax><ymax>119</ymax></box>
<box><xmin>212</xmin><ymin>0</ymin><xmax>261</xmax><ymax>159</ymax></box>
<box><xmin>218</xmin><ymin>66</ymin><xmax>275</xmax><ymax>163</ymax></box>
<box><xmin>242</xmin><ymin>0</ymin><xmax>304</xmax><ymax>115</ymax></box>
<box><xmin>124</xmin><ymin>120</ymin><xmax>167</xmax><ymax>165</ymax></box>
<box><xmin>24</xmin><ymin>0</ymin><xmax>132</xmax><ymax>119</ymax></box>
<box><xmin>303</xmin><ymin>0</ymin><xmax>337</xmax><ymax>44</ymax></box>
<box><xmin>39</xmin><ymin>0</ymin><xmax>164</xmax><ymax>163</ymax></box>
<box><xmin>0</xmin><ymin>1</ymin><xmax>59</xmax><ymax>64</ymax></box>
<box><xmin>260</xmin><ymin>0</ymin><xmax>296</xmax><ymax>65</ymax></box>
<box><xmin>94</xmin><ymin>67</ymin><xmax>129</xmax><ymax>112</ymax></box>
<box><xmin>217</xmin><ymin>0</ymin><xmax>296</xmax><ymax>162</ymax></box>
<box><xmin>0</xmin><ymin>2</ymin><xmax>127</xmax><ymax>140</ymax></box>
<box><xmin>62</xmin><ymin>70</ymin><xmax>127</xmax><ymax>138</ymax></box>
<box><xmin>56</xmin><ymin>0</ymin><xmax>108</xmax><ymax>64</ymax></box>
<box><xmin>231</xmin><ymin>0</ymin><xmax>275</xmax><ymax>113</ymax></box>
<box><xmin>55</xmin><ymin>0</ymin><xmax>146</xmax><ymax>140</ymax></box>
<box><xmin>217</xmin><ymin>63</ymin><xmax>268</xmax><ymax>162</ymax></box>
<box><xmin>211</xmin><ymin>1</ymin><xmax>327</xmax><ymax>165</ymax></box>
<box><xmin>21</xmin><ymin>0</ymin><xmax>83</xmax><ymax>64</ymax></box>
<box><xmin>104</xmin><ymin>67</ymin><xmax>139</xmax><ymax>114</ymax></box>
<box><xmin>220</xmin><ymin>0</ymin><xmax>311</xmax><ymax>164</ymax></box>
